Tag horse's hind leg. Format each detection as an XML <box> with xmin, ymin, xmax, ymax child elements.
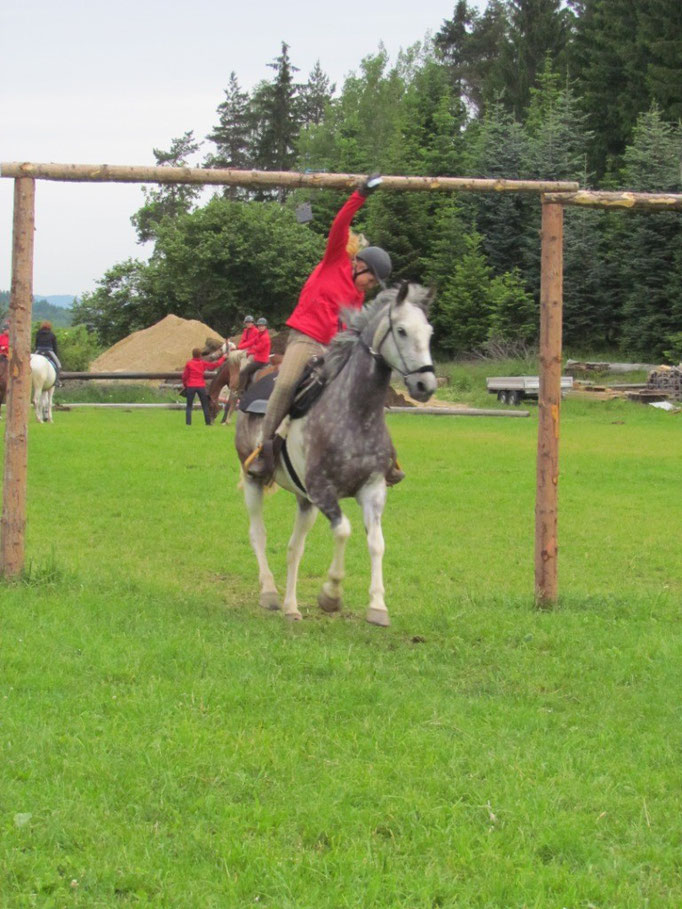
<box><xmin>357</xmin><ymin>478</ymin><xmax>390</xmax><ymax>627</ymax></box>
<box><xmin>33</xmin><ymin>385</ymin><xmax>43</xmax><ymax>422</ymax></box>
<box><xmin>47</xmin><ymin>388</ymin><xmax>54</xmax><ymax>422</ymax></box>
<box><xmin>282</xmin><ymin>497</ymin><xmax>318</xmax><ymax>621</ymax></box>
<box><xmin>243</xmin><ymin>476</ymin><xmax>280</xmax><ymax>611</ymax></box>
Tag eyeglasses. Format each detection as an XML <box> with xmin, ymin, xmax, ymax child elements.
<box><xmin>355</xmin><ymin>267</ymin><xmax>376</xmax><ymax>282</ymax></box>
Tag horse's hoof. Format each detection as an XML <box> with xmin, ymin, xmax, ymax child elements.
<box><xmin>366</xmin><ymin>607</ymin><xmax>390</xmax><ymax>627</ymax></box>
<box><xmin>318</xmin><ymin>591</ymin><xmax>342</xmax><ymax>613</ymax></box>
<box><xmin>259</xmin><ymin>591</ymin><xmax>280</xmax><ymax>611</ymax></box>
<box><xmin>284</xmin><ymin>610</ymin><xmax>302</xmax><ymax>622</ymax></box>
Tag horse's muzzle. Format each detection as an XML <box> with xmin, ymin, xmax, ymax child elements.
<box><xmin>405</xmin><ymin>370</ymin><xmax>437</xmax><ymax>403</ymax></box>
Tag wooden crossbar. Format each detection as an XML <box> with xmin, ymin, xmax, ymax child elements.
<box><xmin>0</xmin><ymin>162</ymin><xmax>579</xmax><ymax>194</ymax></box>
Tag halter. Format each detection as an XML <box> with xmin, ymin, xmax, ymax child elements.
<box><xmin>363</xmin><ymin>303</ymin><xmax>435</xmax><ymax>380</ymax></box>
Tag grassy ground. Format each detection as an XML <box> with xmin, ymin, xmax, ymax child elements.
<box><xmin>1</xmin><ymin>399</ymin><xmax>681</xmax><ymax>907</ymax></box>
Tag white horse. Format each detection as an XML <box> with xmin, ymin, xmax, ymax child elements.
<box><xmin>30</xmin><ymin>353</ymin><xmax>57</xmax><ymax>423</ymax></box>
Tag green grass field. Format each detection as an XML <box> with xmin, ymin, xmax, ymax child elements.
<box><xmin>1</xmin><ymin>399</ymin><xmax>681</xmax><ymax>907</ymax></box>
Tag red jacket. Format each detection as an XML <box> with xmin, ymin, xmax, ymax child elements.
<box><xmin>248</xmin><ymin>329</ymin><xmax>271</xmax><ymax>364</ymax></box>
<box><xmin>0</xmin><ymin>332</ymin><xmax>8</xmax><ymax>356</ymax></box>
<box><xmin>182</xmin><ymin>355</ymin><xmax>226</xmax><ymax>388</ymax></box>
<box><xmin>238</xmin><ymin>326</ymin><xmax>258</xmax><ymax>350</ymax></box>
<box><xmin>286</xmin><ymin>191</ymin><xmax>367</xmax><ymax>345</ymax></box>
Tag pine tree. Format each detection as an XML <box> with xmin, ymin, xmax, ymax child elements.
<box><xmin>618</xmin><ymin>108</ymin><xmax>682</xmax><ymax>356</ymax></box>
<box><xmin>498</xmin><ymin>0</ymin><xmax>570</xmax><ymax>117</ymax></box>
<box><xmin>431</xmin><ymin>231</ymin><xmax>493</xmax><ymax>354</ymax></box>
<box><xmin>640</xmin><ymin>0</ymin><xmax>682</xmax><ymax>121</ymax></box>
<box><xmin>130</xmin><ymin>132</ymin><xmax>202</xmax><ymax>243</ymax></box>
<box><xmin>204</xmin><ymin>72</ymin><xmax>252</xmax><ymax>178</ymax></box>
<box><xmin>488</xmin><ymin>267</ymin><xmax>537</xmax><ymax>345</ymax></box>
<box><xmin>468</xmin><ymin>101</ymin><xmax>534</xmax><ymax>283</ymax></box>
<box><xmin>435</xmin><ymin>0</ymin><xmax>509</xmax><ymax>115</ymax></box>
<box><xmin>571</xmin><ymin>0</ymin><xmax>650</xmax><ymax>178</ymax></box>
<box><xmin>298</xmin><ymin>61</ymin><xmax>335</xmax><ymax>128</ymax></box>
<box><xmin>252</xmin><ymin>42</ymin><xmax>301</xmax><ymax>193</ymax></box>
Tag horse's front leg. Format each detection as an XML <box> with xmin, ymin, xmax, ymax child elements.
<box><xmin>318</xmin><ymin>505</ymin><xmax>351</xmax><ymax>614</ymax></box>
<box><xmin>223</xmin><ymin>391</ymin><xmax>238</xmax><ymax>425</ymax></box>
<box><xmin>282</xmin><ymin>497</ymin><xmax>318</xmax><ymax>621</ymax></box>
<box><xmin>357</xmin><ymin>477</ymin><xmax>389</xmax><ymax>626</ymax></box>
<box><xmin>242</xmin><ymin>476</ymin><xmax>280</xmax><ymax>611</ymax></box>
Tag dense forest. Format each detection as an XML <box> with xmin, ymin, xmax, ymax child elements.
<box><xmin>72</xmin><ymin>0</ymin><xmax>682</xmax><ymax>360</ymax></box>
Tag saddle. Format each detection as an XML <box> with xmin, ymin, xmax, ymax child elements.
<box><xmin>238</xmin><ymin>355</ymin><xmax>327</xmax><ymax>419</ymax></box>
<box><xmin>36</xmin><ymin>348</ymin><xmax>58</xmax><ymax>372</ymax></box>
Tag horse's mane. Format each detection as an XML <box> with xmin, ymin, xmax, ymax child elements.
<box><xmin>324</xmin><ymin>282</ymin><xmax>432</xmax><ymax>383</ymax></box>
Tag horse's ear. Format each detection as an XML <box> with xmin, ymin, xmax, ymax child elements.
<box><xmin>423</xmin><ymin>285</ymin><xmax>437</xmax><ymax>315</ymax></box>
<box><xmin>396</xmin><ymin>281</ymin><xmax>410</xmax><ymax>305</ymax></box>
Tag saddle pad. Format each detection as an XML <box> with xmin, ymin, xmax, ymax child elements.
<box><xmin>238</xmin><ymin>369</ymin><xmax>278</xmax><ymax>414</ymax></box>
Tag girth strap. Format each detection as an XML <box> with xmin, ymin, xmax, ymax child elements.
<box><xmin>281</xmin><ymin>439</ymin><xmax>307</xmax><ymax>496</ymax></box>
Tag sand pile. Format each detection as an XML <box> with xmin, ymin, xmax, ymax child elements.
<box><xmin>90</xmin><ymin>314</ymin><xmax>224</xmax><ymax>375</ymax></box>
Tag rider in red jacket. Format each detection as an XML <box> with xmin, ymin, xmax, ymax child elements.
<box><xmin>238</xmin><ymin>318</ymin><xmax>271</xmax><ymax>394</ymax></box>
<box><xmin>237</xmin><ymin>316</ymin><xmax>258</xmax><ymax>350</ymax></box>
<box><xmin>0</xmin><ymin>323</ymin><xmax>9</xmax><ymax>357</ymax></box>
<box><xmin>248</xmin><ymin>175</ymin><xmax>393</xmax><ymax>480</ymax></box>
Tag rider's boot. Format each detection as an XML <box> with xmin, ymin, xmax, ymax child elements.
<box><xmin>247</xmin><ymin>438</ymin><xmax>276</xmax><ymax>481</ymax></box>
<box><xmin>385</xmin><ymin>458</ymin><xmax>406</xmax><ymax>487</ymax></box>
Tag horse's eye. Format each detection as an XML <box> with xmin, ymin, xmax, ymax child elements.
<box><xmin>397</xmin><ymin>327</ymin><xmax>407</xmax><ymax>338</ymax></box>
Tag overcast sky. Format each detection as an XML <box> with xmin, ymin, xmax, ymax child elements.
<box><xmin>0</xmin><ymin>0</ymin><xmax>476</xmax><ymax>298</ymax></box>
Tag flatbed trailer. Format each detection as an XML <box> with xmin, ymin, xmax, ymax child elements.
<box><xmin>486</xmin><ymin>375</ymin><xmax>573</xmax><ymax>405</ymax></box>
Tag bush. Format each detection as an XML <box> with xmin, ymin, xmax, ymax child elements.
<box><xmin>662</xmin><ymin>332</ymin><xmax>682</xmax><ymax>364</ymax></box>
<box><xmin>53</xmin><ymin>324</ymin><xmax>102</xmax><ymax>371</ymax></box>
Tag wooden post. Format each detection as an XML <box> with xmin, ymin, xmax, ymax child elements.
<box><xmin>535</xmin><ymin>200</ymin><xmax>564</xmax><ymax>608</ymax></box>
<box><xmin>1</xmin><ymin>177</ymin><xmax>35</xmax><ymax>577</ymax></box>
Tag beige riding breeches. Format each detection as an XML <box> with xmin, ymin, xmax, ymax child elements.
<box><xmin>260</xmin><ymin>329</ymin><xmax>325</xmax><ymax>440</ymax></box>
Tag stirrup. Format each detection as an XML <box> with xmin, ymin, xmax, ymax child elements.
<box><xmin>386</xmin><ymin>460</ymin><xmax>406</xmax><ymax>487</ymax></box>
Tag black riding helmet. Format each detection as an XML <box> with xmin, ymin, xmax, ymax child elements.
<box><xmin>356</xmin><ymin>246</ymin><xmax>392</xmax><ymax>289</ymax></box>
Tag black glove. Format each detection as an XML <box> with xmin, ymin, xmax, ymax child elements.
<box><xmin>359</xmin><ymin>173</ymin><xmax>383</xmax><ymax>196</ymax></box>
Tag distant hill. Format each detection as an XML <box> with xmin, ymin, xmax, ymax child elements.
<box><xmin>33</xmin><ymin>299</ymin><xmax>72</xmax><ymax>328</ymax></box>
<box><xmin>35</xmin><ymin>294</ymin><xmax>76</xmax><ymax>308</ymax></box>
<box><xmin>0</xmin><ymin>290</ymin><xmax>73</xmax><ymax>327</ymax></box>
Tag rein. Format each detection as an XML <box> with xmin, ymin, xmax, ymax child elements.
<box><xmin>362</xmin><ymin>304</ymin><xmax>435</xmax><ymax>380</ymax></box>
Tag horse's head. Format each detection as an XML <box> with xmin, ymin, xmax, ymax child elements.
<box><xmin>371</xmin><ymin>282</ymin><xmax>437</xmax><ymax>403</ymax></box>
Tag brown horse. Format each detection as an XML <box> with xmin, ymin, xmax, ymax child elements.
<box><xmin>206</xmin><ymin>349</ymin><xmax>284</xmax><ymax>425</ymax></box>
<box><xmin>0</xmin><ymin>356</ymin><xmax>7</xmax><ymax>417</ymax></box>
<box><xmin>206</xmin><ymin>356</ymin><xmax>242</xmax><ymax>424</ymax></box>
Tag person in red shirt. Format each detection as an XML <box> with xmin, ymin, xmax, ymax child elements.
<box><xmin>238</xmin><ymin>317</ymin><xmax>271</xmax><ymax>395</ymax></box>
<box><xmin>0</xmin><ymin>321</ymin><xmax>9</xmax><ymax>358</ymax></box>
<box><xmin>181</xmin><ymin>347</ymin><xmax>226</xmax><ymax>425</ymax></box>
<box><xmin>237</xmin><ymin>315</ymin><xmax>257</xmax><ymax>351</ymax></box>
<box><xmin>248</xmin><ymin>175</ymin><xmax>392</xmax><ymax>479</ymax></box>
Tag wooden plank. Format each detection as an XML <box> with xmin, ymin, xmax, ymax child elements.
<box><xmin>386</xmin><ymin>406</ymin><xmax>530</xmax><ymax>417</ymax></box>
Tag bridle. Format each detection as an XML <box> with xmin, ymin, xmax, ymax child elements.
<box><xmin>363</xmin><ymin>302</ymin><xmax>435</xmax><ymax>381</ymax></box>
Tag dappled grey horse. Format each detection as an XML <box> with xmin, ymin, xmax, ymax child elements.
<box><xmin>235</xmin><ymin>282</ymin><xmax>437</xmax><ymax>626</ymax></box>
